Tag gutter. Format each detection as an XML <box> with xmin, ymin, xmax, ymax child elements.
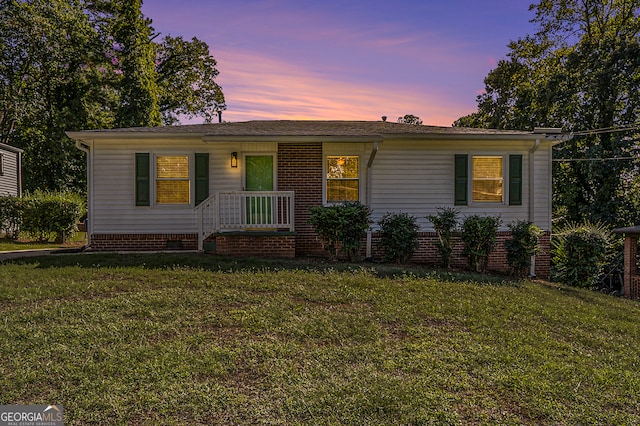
<box><xmin>527</xmin><ymin>128</ymin><xmax>573</xmax><ymax>277</ymax></box>
<box><xmin>528</xmin><ymin>138</ymin><xmax>541</xmax><ymax>278</ymax></box>
<box><xmin>73</xmin><ymin>139</ymin><xmax>92</xmax><ymax>246</ymax></box>
<box><xmin>75</xmin><ymin>139</ymin><xmax>90</xmax><ymax>154</ymax></box>
<box><xmin>366</xmin><ymin>141</ymin><xmax>380</xmax><ymax>259</ymax></box>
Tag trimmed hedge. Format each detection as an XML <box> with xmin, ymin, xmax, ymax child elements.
<box><xmin>308</xmin><ymin>202</ymin><xmax>372</xmax><ymax>261</ymax></box>
<box><xmin>378</xmin><ymin>212</ymin><xmax>420</xmax><ymax>264</ymax></box>
<box><xmin>0</xmin><ymin>191</ymin><xmax>86</xmax><ymax>243</ymax></box>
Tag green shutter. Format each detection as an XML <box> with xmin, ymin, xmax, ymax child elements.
<box><xmin>194</xmin><ymin>153</ymin><xmax>209</xmax><ymax>205</ymax></box>
<box><xmin>509</xmin><ymin>154</ymin><xmax>523</xmax><ymax>206</ymax></box>
<box><xmin>454</xmin><ymin>154</ymin><xmax>468</xmax><ymax>205</ymax></box>
<box><xmin>135</xmin><ymin>153</ymin><xmax>150</xmax><ymax>206</ymax></box>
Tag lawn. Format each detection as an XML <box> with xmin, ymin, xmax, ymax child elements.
<box><xmin>0</xmin><ymin>232</ymin><xmax>87</xmax><ymax>251</ymax></box>
<box><xmin>1</xmin><ymin>253</ymin><xmax>639</xmax><ymax>425</ymax></box>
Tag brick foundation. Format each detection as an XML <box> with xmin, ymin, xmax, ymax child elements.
<box><xmin>368</xmin><ymin>231</ymin><xmax>551</xmax><ymax>279</ymax></box>
<box><xmin>212</xmin><ymin>232</ymin><xmax>296</xmax><ymax>258</ymax></box>
<box><xmin>90</xmin><ymin>233</ymin><xmax>198</xmax><ymax>251</ymax></box>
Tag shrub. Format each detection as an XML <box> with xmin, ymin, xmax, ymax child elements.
<box><xmin>552</xmin><ymin>222</ymin><xmax>609</xmax><ymax>288</ymax></box>
<box><xmin>504</xmin><ymin>220</ymin><xmax>542</xmax><ymax>277</ymax></box>
<box><xmin>461</xmin><ymin>215</ymin><xmax>501</xmax><ymax>272</ymax></box>
<box><xmin>22</xmin><ymin>191</ymin><xmax>87</xmax><ymax>243</ymax></box>
<box><xmin>308</xmin><ymin>202</ymin><xmax>372</xmax><ymax>261</ymax></box>
<box><xmin>427</xmin><ymin>207</ymin><xmax>459</xmax><ymax>268</ymax></box>
<box><xmin>378</xmin><ymin>212</ymin><xmax>420</xmax><ymax>264</ymax></box>
<box><xmin>0</xmin><ymin>196</ymin><xmax>24</xmax><ymax>239</ymax></box>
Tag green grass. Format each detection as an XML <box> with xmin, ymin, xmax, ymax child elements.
<box><xmin>1</xmin><ymin>253</ymin><xmax>639</xmax><ymax>424</ymax></box>
<box><xmin>0</xmin><ymin>232</ymin><xmax>87</xmax><ymax>251</ymax></box>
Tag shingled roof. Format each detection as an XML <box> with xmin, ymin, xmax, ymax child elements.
<box><xmin>68</xmin><ymin>120</ymin><xmax>560</xmax><ymax>141</ymax></box>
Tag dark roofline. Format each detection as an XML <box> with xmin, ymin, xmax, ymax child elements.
<box><xmin>66</xmin><ymin>120</ymin><xmax>567</xmax><ymax>142</ymax></box>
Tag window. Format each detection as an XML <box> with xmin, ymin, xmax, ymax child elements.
<box><xmin>135</xmin><ymin>153</ymin><xmax>209</xmax><ymax>207</ymax></box>
<box><xmin>472</xmin><ymin>156</ymin><xmax>503</xmax><ymax>203</ymax></box>
<box><xmin>0</xmin><ymin>153</ymin><xmax>3</xmax><ymax>176</ymax></box>
<box><xmin>455</xmin><ymin>154</ymin><xmax>522</xmax><ymax>206</ymax></box>
<box><xmin>156</xmin><ymin>155</ymin><xmax>190</xmax><ymax>204</ymax></box>
<box><xmin>326</xmin><ymin>156</ymin><xmax>359</xmax><ymax>202</ymax></box>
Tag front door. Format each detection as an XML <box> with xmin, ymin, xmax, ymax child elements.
<box><xmin>245</xmin><ymin>155</ymin><xmax>275</xmax><ymax>225</ymax></box>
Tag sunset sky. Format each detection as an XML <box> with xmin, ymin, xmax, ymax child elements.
<box><xmin>141</xmin><ymin>0</ymin><xmax>536</xmax><ymax>126</ymax></box>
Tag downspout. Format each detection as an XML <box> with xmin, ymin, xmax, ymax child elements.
<box><xmin>366</xmin><ymin>141</ymin><xmax>380</xmax><ymax>258</ymax></box>
<box><xmin>528</xmin><ymin>138</ymin><xmax>541</xmax><ymax>277</ymax></box>
<box><xmin>75</xmin><ymin>140</ymin><xmax>92</xmax><ymax>247</ymax></box>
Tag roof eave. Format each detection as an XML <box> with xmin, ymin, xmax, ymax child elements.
<box><xmin>0</xmin><ymin>142</ymin><xmax>24</xmax><ymax>153</ymax></box>
<box><xmin>202</xmin><ymin>135</ymin><xmax>384</xmax><ymax>143</ymax></box>
<box><xmin>383</xmin><ymin>133</ymin><xmax>560</xmax><ymax>141</ymax></box>
<box><xmin>65</xmin><ymin>131</ymin><xmax>206</xmax><ymax>141</ymax></box>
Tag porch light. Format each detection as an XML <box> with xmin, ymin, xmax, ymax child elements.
<box><xmin>231</xmin><ymin>152</ymin><xmax>238</xmax><ymax>168</ymax></box>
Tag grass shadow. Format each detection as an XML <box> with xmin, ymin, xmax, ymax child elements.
<box><xmin>6</xmin><ymin>251</ymin><xmax>523</xmax><ymax>285</ymax></box>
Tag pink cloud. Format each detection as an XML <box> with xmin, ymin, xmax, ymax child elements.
<box><xmin>214</xmin><ymin>48</ymin><xmax>470</xmax><ymax>126</ymax></box>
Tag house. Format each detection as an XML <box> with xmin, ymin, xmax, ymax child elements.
<box><xmin>67</xmin><ymin>120</ymin><xmax>568</xmax><ymax>278</ymax></box>
<box><xmin>0</xmin><ymin>142</ymin><xmax>23</xmax><ymax>197</ymax></box>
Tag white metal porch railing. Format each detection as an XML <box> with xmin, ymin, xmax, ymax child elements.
<box><xmin>195</xmin><ymin>191</ymin><xmax>295</xmax><ymax>250</ymax></box>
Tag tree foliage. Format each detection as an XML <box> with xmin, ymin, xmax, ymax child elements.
<box><xmin>397</xmin><ymin>114</ymin><xmax>423</xmax><ymax>125</ymax></box>
<box><xmin>552</xmin><ymin>221</ymin><xmax>610</xmax><ymax>288</ymax></box>
<box><xmin>0</xmin><ymin>0</ymin><xmax>225</xmax><ymax>193</ymax></box>
<box><xmin>156</xmin><ymin>36</ymin><xmax>226</xmax><ymax>125</ymax></box>
<box><xmin>455</xmin><ymin>1</ymin><xmax>640</xmax><ymax>227</ymax></box>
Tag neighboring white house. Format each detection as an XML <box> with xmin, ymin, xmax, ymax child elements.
<box><xmin>0</xmin><ymin>142</ymin><xmax>23</xmax><ymax>197</ymax></box>
<box><xmin>67</xmin><ymin>120</ymin><xmax>568</xmax><ymax>277</ymax></box>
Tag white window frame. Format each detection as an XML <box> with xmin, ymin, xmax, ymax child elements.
<box><xmin>470</xmin><ymin>154</ymin><xmax>506</xmax><ymax>205</ymax></box>
<box><xmin>152</xmin><ymin>153</ymin><xmax>194</xmax><ymax>208</ymax></box>
<box><xmin>324</xmin><ymin>155</ymin><xmax>361</xmax><ymax>204</ymax></box>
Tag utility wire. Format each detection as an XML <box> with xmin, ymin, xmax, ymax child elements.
<box><xmin>571</xmin><ymin>125</ymin><xmax>640</xmax><ymax>136</ymax></box>
<box><xmin>553</xmin><ymin>157</ymin><xmax>638</xmax><ymax>162</ymax></box>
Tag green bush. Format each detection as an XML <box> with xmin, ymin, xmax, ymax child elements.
<box><xmin>22</xmin><ymin>191</ymin><xmax>87</xmax><ymax>243</ymax></box>
<box><xmin>378</xmin><ymin>212</ymin><xmax>420</xmax><ymax>264</ymax></box>
<box><xmin>308</xmin><ymin>202</ymin><xmax>372</xmax><ymax>261</ymax></box>
<box><xmin>427</xmin><ymin>207</ymin><xmax>459</xmax><ymax>268</ymax></box>
<box><xmin>0</xmin><ymin>196</ymin><xmax>24</xmax><ymax>239</ymax></box>
<box><xmin>504</xmin><ymin>220</ymin><xmax>542</xmax><ymax>277</ymax></box>
<box><xmin>461</xmin><ymin>215</ymin><xmax>501</xmax><ymax>272</ymax></box>
<box><xmin>552</xmin><ymin>222</ymin><xmax>609</xmax><ymax>288</ymax></box>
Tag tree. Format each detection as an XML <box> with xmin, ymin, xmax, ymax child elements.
<box><xmin>455</xmin><ymin>1</ymin><xmax>640</xmax><ymax>228</ymax></box>
<box><xmin>155</xmin><ymin>36</ymin><xmax>226</xmax><ymax>125</ymax></box>
<box><xmin>0</xmin><ymin>0</ymin><xmax>225</xmax><ymax>193</ymax></box>
<box><xmin>91</xmin><ymin>0</ymin><xmax>162</xmax><ymax>127</ymax></box>
<box><xmin>0</xmin><ymin>0</ymin><xmax>104</xmax><ymax>191</ymax></box>
<box><xmin>397</xmin><ymin>114</ymin><xmax>423</xmax><ymax>125</ymax></box>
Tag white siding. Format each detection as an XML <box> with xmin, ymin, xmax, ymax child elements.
<box><xmin>0</xmin><ymin>149</ymin><xmax>19</xmax><ymax>196</ymax></box>
<box><xmin>89</xmin><ymin>138</ymin><xmax>245</xmax><ymax>234</ymax></box>
<box><xmin>87</xmin><ymin>136</ymin><xmax>554</xmax><ymax>235</ymax></box>
<box><xmin>368</xmin><ymin>138</ymin><xmax>552</xmax><ymax>231</ymax></box>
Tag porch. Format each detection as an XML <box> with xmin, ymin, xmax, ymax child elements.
<box><xmin>196</xmin><ymin>191</ymin><xmax>296</xmax><ymax>254</ymax></box>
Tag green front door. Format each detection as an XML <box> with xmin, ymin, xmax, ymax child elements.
<box><xmin>245</xmin><ymin>155</ymin><xmax>274</xmax><ymax>225</ymax></box>
<box><xmin>245</xmin><ymin>155</ymin><xmax>274</xmax><ymax>192</ymax></box>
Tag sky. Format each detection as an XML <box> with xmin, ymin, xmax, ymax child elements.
<box><xmin>141</xmin><ymin>0</ymin><xmax>537</xmax><ymax>126</ymax></box>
